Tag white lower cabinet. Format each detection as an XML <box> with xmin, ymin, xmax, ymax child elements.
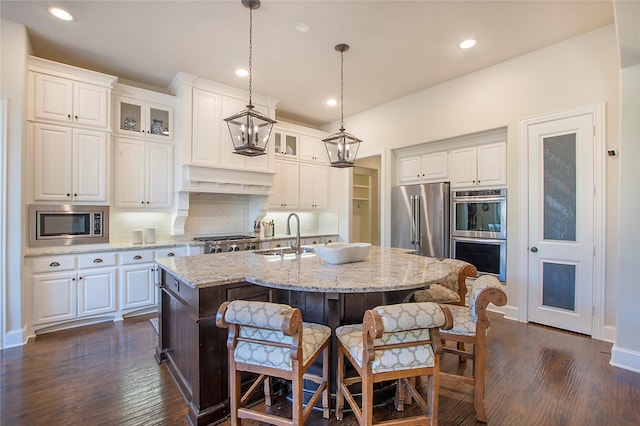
<box><xmin>31</xmin><ymin>252</ymin><xmax>116</xmax><ymax>326</ymax></box>
<box><xmin>32</xmin><ymin>271</ymin><xmax>77</xmax><ymax>325</ymax></box>
<box><xmin>77</xmin><ymin>252</ymin><xmax>116</xmax><ymax>317</ymax></box>
<box><xmin>29</xmin><ymin>246</ymin><xmax>192</xmax><ymax>331</ymax></box>
<box><xmin>119</xmin><ymin>249</ymin><xmax>156</xmax><ymax>312</ymax></box>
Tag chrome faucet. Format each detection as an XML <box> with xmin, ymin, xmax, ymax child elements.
<box><xmin>286</xmin><ymin>213</ymin><xmax>301</xmax><ymax>254</ymax></box>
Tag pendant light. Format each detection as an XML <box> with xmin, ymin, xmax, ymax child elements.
<box><xmin>224</xmin><ymin>0</ymin><xmax>276</xmax><ymax>156</ymax></box>
<box><xmin>323</xmin><ymin>43</ymin><xmax>362</xmax><ymax>168</ymax></box>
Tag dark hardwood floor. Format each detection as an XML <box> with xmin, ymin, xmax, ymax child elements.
<box><xmin>2</xmin><ymin>312</ymin><xmax>639</xmax><ymax>425</ymax></box>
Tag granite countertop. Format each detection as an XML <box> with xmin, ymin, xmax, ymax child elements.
<box><xmin>23</xmin><ymin>233</ymin><xmax>339</xmax><ymax>258</ymax></box>
<box><xmin>156</xmin><ymin>246</ymin><xmax>449</xmax><ymax>293</ymax></box>
<box><xmin>24</xmin><ymin>241</ymin><xmax>197</xmax><ymax>258</ymax></box>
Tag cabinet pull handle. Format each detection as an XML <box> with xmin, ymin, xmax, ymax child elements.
<box><xmin>174</xmin><ymin>279</ymin><xmax>180</xmax><ymax>292</ymax></box>
<box><xmin>134</xmin><ymin>255</ymin><xmax>143</xmax><ymax>260</ymax></box>
<box><xmin>49</xmin><ymin>261</ymin><xmax>60</xmax><ymax>267</ymax></box>
<box><xmin>167</xmin><ymin>252</ymin><xmax>175</xmax><ymax>257</ymax></box>
<box><xmin>93</xmin><ymin>258</ymin><xmax>103</xmax><ymax>263</ymax></box>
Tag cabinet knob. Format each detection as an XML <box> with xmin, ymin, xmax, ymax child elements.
<box><xmin>146</xmin><ymin>201</ymin><xmax>150</xmax><ymax>204</ymax></box>
<box><xmin>49</xmin><ymin>261</ymin><xmax>60</xmax><ymax>267</ymax></box>
<box><xmin>74</xmin><ymin>115</ymin><xmax>78</xmax><ymax>120</ymax></box>
<box><xmin>141</xmin><ymin>201</ymin><xmax>145</xmax><ymax>204</ymax></box>
<box><xmin>67</xmin><ymin>193</ymin><xmax>71</xmax><ymax>197</ymax></box>
<box><xmin>78</xmin><ymin>276</ymin><xmax>82</xmax><ymax>280</ymax></box>
<box><xmin>74</xmin><ymin>193</ymin><xmax>77</xmax><ymax>197</ymax></box>
<box><xmin>93</xmin><ymin>258</ymin><xmax>103</xmax><ymax>263</ymax></box>
<box><xmin>67</xmin><ymin>114</ymin><xmax>71</xmax><ymax>119</ymax></box>
<box><xmin>530</xmin><ymin>247</ymin><xmax>538</xmax><ymax>253</ymax></box>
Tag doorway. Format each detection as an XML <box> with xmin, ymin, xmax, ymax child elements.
<box><xmin>521</xmin><ymin>105</ymin><xmax>605</xmax><ymax>336</ymax></box>
<box><xmin>352</xmin><ymin>156</ymin><xmax>381</xmax><ymax>245</ymax></box>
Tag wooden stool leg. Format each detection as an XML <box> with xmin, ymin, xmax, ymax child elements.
<box><xmin>263</xmin><ymin>376</ymin><xmax>272</xmax><ymax>407</ymax></box>
<box><xmin>230</xmin><ymin>366</ymin><xmax>242</xmax><ymax>426</ymax></box>
<box><xmin>362</xmin><ymin>373</ymin><xmax>374</xmax><ymax>426</ymax></box>
<box><xmin>474</xmin><ymin>343</ymin><xmax>488</xmax><ymax>422</ymax></box>
<box><xmin>322</xmin><ymin>344</ymin><xmax>330</xmax><ymax>419</ymax></box>
<box><xmin>292</xmin><ymin>367</ymin><xmax>303</xmax><ymax>425</ymax></box>
<box><xmin>336</xmin><ymin>345</ymin><xmax>345</xmax><ymax>420</ymax></box>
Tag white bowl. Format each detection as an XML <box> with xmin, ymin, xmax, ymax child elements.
<box><xmin>314</xmin><ymin>242</ymin><xmax>372</xmax><ymax>265</ymax></box>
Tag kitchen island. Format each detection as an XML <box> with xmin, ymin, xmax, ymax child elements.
<box><xmin>155</xmin><ymin>246</ymin><xmax>449</xmax><ymax>426</ymax></box>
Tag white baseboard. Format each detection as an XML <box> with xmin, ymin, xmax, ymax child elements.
<box><xmin>610</xmin><ymin>345</ymin><xmax>640</xmax><ymax>373</ymax></box>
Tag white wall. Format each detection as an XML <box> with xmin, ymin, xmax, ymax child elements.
<box><xmin>611</xmin><ymin>63</ymin><xmax>640</xmax><ymax>371</ymax></box>
<box><xmin>326</xmin><ymin>25</ymin><xmax>620</xmax><ymax>330</ymax></box>
<box><xmin>1</xmin><ymin>19</ymin><xmax>31</xmax><ymax>347</ymax></box>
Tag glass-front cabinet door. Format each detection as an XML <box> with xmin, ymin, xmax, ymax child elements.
<box><xmin>273</xmin><ymin>130</ymin><xmax>298</xmax><ymax>158</ymax></box>
<box><xmin>115</xmin><ymin>96</ymin><xmax>172</xmax><ymax>140</ymax></box>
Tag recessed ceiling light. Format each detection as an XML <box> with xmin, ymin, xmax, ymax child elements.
<box><xmin>326</xmin><ymin>99</ymin><xmax>337</xmax><ymax>107</ymax></box>
<box><xmin>49</xmin><ymin>7</ymin><xmax>75</xmax><ymax>22</ymax></box>
<box><xmin>235</xmin><ymin>68</ymin><xmax>249</xmax><ymax>77</ymax></box>
<box><xmin>459</xmin><ymin>39</ymin><xmax>477</xmax><ymax>49</ymax></box>
<box><xmin>296</xmin><ymin>22</ymin><xmax>311</xmax><ymax>33</ymax></box>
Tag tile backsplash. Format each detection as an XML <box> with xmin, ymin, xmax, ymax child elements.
<box><xmin>184</xmin><ymin>193</ymin><xmax>250</xmax><ymax>237</ymax></box>
<box><xmin>109</xmin><ymin>193</ymin><xmax>340</xmax><ymax>244</ymax></box>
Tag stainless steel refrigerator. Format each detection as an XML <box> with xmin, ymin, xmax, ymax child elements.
<box><xmin>391</xmin><ymin>182</ymin><xmax>450</xmax><ymax>258</ymax></box>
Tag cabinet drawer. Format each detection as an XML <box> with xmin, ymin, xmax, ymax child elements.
<box><xmin>155</xmin><ymin>246</ymin><xmax>187</xmax><ymax>259</ymax></box>
<box><xmin>31</xmin><ymin>256</ymin><xmax>76</xmax><ymax>274</ymax></box>
<box><xmin>78</xmin><ymin>252</ymin><xmax>117</xmax><ymax>269</ymax></box>
<box><xmin>119</xmin><ymin>249</ymin><xmax>155</xmax><ymax>265</ymax></box>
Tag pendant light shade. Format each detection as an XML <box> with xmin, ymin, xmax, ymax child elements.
<box><xmin>224</xmin><ymin>0</ymin><xmax>275</xmax><ymax>157</ymax></box>
<box><xmin>323</xmin><ymin>43</ymin><xmax>361</xmax><ymax>168</ymax></box>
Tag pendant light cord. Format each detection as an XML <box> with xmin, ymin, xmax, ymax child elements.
<box><xmin>248</xmin><ymin>6</ymin><xmax>253</xmax><ymax>106</ymax></box>
<box><xmin>340</xmin><ymin>48</ymin><xmax>344</xmax><ymax>130</ymax></box>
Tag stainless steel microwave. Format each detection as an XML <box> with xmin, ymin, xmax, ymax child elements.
<box><xmin>28</xmin><ymin>204</ymin><xmax>109</xmax><ymax>247</ymax></box>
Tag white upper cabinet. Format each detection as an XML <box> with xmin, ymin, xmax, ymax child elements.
<box><xmin>189</xmin><ymin>86</ymin><xmax>270</xmax><ymax>172</ymax></box>
<box><xmin>299</xmin><ymin>134</ymin><xmax>328</xmax><ymax>164</ymax></box>
<box><xmin>33</xmin><ymin>123</ymin><xmax>108</xmax><ymax>202</ymax></box>
<box><xmin>30</xmin><ymin>72</ymin><xmax>110</xmax><ymax>129</ymax></box>
<box><xmin>450</xmin><ymin>142</ymin><xmax>506</xmax><ymax>188</ymax></box>
<box><xmin>114</xmin><ymin>138</ymin><xmax>173</xmax><ymax>209</ymax></box>
<box><xmin>299</xmin><ymin>163</ymin><xmax>328</xmax><ymax>209</ymax></box>
<box><xmin>191</xmin><ymin>88</ymin><xmax>221</xmax><ymax>166</ymax></box>
<box><xmin>28</xmin><ymin>56</ymin><xmax>116</xmax><ymax>130</ymax></box>
<box><xmin>397</xmin><ymin>151</ymin><xmax>448</xmax><ymax>184</ymax></box>
<box><xmin>268</xmin><ymin>158</ymin><xmax>299</xmax><ymax>209</ymax></box>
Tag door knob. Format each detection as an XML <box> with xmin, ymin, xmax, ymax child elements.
<box><xmin>530</xmin><ymin>247</ymin><xmax>538</xmax><ymax>253</ymax></box>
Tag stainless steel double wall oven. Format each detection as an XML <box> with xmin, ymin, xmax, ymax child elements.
<box><xmin>451</xmin><ymin>188</ymin><xmax>507</xmax><ymax>281</ymax></box>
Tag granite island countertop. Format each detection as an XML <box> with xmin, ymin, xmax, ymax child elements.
<box><xmin>155</xmin><ymin>246</ymin><xmax>449</xmax><ymax>293</ymax></box>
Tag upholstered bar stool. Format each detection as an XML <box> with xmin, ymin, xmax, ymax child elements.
<box><xmin>216</xmin><ymin>300</ymin><xmax>331</xmax><ymax>425</ymax></box>
<box><xmin>335</xmin><ymin>302</ymin><xmax>453</xmax><ymax>426</ymax></box>
<box><xmin>438</xmin><ymin>275</ymin><xmax>507</xmax><ymax>423</ymax></box>
<box><xmin>410</xmin><ymin>259</ymin><xmax>477</xmax><ymax>306</ymax></box>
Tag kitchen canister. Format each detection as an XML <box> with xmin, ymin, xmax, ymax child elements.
<box><xmin>144</xmin><ymin>227</ymin><xmax>156</xmax><ymax>244</ymax></box>
<box><xmin>132</xmin><ymin>230</ymin><xmax>143</xmax><ymax>244</ymax></box>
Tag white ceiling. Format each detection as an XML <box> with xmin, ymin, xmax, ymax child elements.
<box><xmin>1</xmin><ymin>1</ymin><xmax>614</xmax><ymax>128</ymax></box>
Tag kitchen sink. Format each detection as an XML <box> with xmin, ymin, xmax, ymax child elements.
<box><xmin>253</xmin><ymin>247</ymin><xmax>315</xmax><ymax>257</ymax></box>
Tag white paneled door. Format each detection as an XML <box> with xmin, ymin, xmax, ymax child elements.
<box><xmin>526</xmin><ymin>111</ymin><xmax>597</xmax><ymax>335</ymax></box>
